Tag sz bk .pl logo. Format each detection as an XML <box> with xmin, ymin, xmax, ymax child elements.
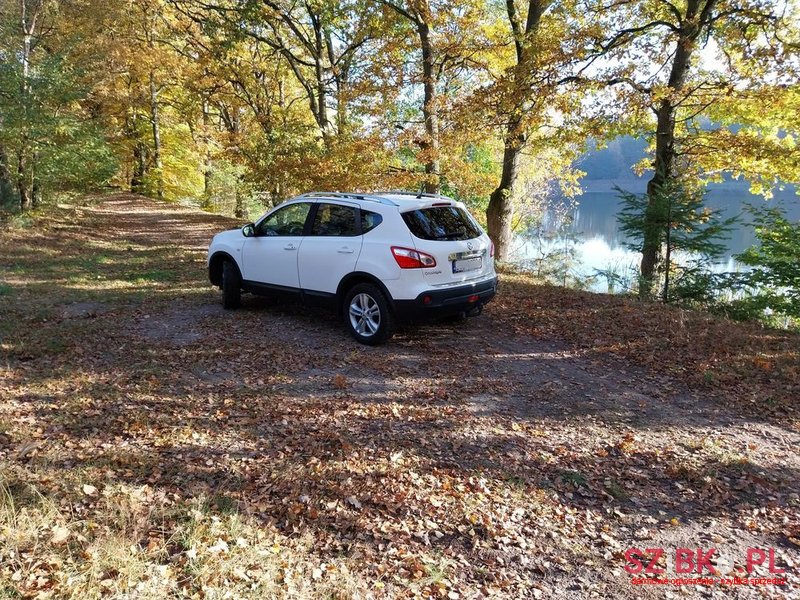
<box><xmin>624</xmin><ymin>547</ymin><xmax>785</xmax><ymax>575</ymax></box>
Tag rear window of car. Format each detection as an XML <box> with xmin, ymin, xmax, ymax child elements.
<box><xmin>401</xmin><ymin>206</ymin><xmax>482</xmax><ymax>241</ymax></box>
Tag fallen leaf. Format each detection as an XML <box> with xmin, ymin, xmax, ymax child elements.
<box><xmin>207</xmin><ymin>539</ymin><xmax>229</xmax><ymax>554</ymax></box>
<box><xmin>51</xmin><ymin>526</ymin><xmax>70</xmax><ymax>545</ymax></box>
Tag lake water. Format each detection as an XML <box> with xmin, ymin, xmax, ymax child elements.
<box><xmin>514</xmin><ymin>179</ymin><xmax>800</xmax><ymax>292</ymax></box>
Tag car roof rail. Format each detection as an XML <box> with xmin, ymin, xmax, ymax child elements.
<box><xmin>295</xmin><ymin>191</ymin><xmax>399</xmax><ymax>207</ymax></box>
<box><xmin>382</xmin><ymin>189</ymin><xmax>455</xmax><ymax>201</ymax></box>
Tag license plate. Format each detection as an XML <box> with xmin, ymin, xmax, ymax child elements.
<box><xmin>453</xmin><ymin>257</ymin><xmax>482</xmax><ymax>273</ymax></box>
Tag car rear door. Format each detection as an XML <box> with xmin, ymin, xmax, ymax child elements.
<box><xmin>401</xmin><ymin>203</ymin><xmax>494</xmax><ymax>286</ymax></box>
<box><xmin>298</xmin><ymin>202</ymin><xmax>363</xmax><ymax>294</ymax></box>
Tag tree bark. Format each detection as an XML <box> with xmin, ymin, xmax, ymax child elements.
<box><xmin>487</xmin><ymin>120</ymin><xmax>524</xmax><ymax>261</ymax></box>
<box><xmin>31</xmin><ymin>165</ymin><xmax>41</xmax><ymax>208</ymax></box>
<box><xmin>417</xmin><ymin>19</ymin><xmax>440</xmax><ymax>194</ymax></box>
<box><xmin>307</xmin><ymin>6</ymin><xmax>333</xmax><ymax>143</ymax></box>
<box><xmin>0</xmin><ymin>145</ymin><xmax>13</xmax><ymax>204</ymax></box>
<box><xmin>17</xmin><ymin>149</ymin><xmax>31</xmax><ymax>211</ymax></box>
<box><xmin>131</xmin><ymin>111</ymin><xmax>149</xmax><ymax>195</ymax></box>
<box><xmin>234</xmin><ymin>176</ymin><xmax>246</xmax><ymax>219</ymax></box>
<box><xmin>335</xmin><ymin>78</ymin><xmax>348</xmax><ymax>137</ymax></box>
<box><xmin>334</xmin><ymin>61</ymin><xmax>349</xmax><ymax>137</ymax></box>
<box><xmin>21</xmin><ymin>1</ymin><xmax>35</xmax><ymax>84</ymax></box>
<box><xmin>16</xmin><ymin>0</ymin><xmax>41</xmax><ymax>212</ymax></box>
<box><xmin>641</xmin><ymin>99</ymin><xmax>676</xmax><ymax>296</ymax></box>
<box><xmin>202</xmin><ymin>98</ymin><xmax>212</xmax><ymax>196</ymax></box>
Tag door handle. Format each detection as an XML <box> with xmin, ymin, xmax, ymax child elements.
<box><xmin>284</xmin><ymin>244</ymin><xmax>297</xmax><ymax>251</ymax></box>
<box><xmin>337</xmin><ymin>247</ymin><xmax>354</xmax><ymax>254</ymax></box>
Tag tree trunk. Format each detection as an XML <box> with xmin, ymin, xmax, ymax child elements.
<box><xmin>21</xmin><ymin>8</ymin><xmax>32</xmax><ymax>86</ymax></box>
<box><xmin>308</xmin><ymin>9</ymin><xmax>333</xmax><ymax>144</ymax></box>
<box><xmin>641</xmin><ymin>99</ymin><xmax>675</xmax><ymax>296</ymax></box>
<box><xmin>324</xmin><ymin>29</ymin><xmax>350</xmax><ymax>138</ymax></box>
<box><xmin>335</xmin><ymin>75</ymin><xmax>348</xmax><ymax>137</ymax></box>
<box><xmin>487</xmin><ymin>120</ymin><xmax>524</xmax><ymax>261</ymax></box>
<box><xmin>663</xmin><ymin>198</ymin><xmax>672</xmax><ymax>302</ymax></box>
<box><xmin>312</xmin><ymin>55</ymin><xmax>330</xmax><ymax>142</ymax></box>
<box><xmin>315</xmin><ymin>72</ymin><xmax>331</xmax><ymax>144</ymax></box>
<box><xmin>30</xmin><ymin>149</ymin><xmax>40</xmax><ymax>208</ymax></box>
<box><xmin>17</xmin><ymin>149</ymin><xmax>31</xmax><ymax>211</ymax></box>
<box><xmin>202</xmin><ymin>98</ymin><xmax>212</xmax><ymax>197</ymax></box>
<box><xmin>417</xmin><ymin>20</ymin><xmax>440</xmax><ymax>194</ymax></box>
<box><xmin>234</xmin><ymin>177</ymin><xmax>245</xmax><ymax>219</ymax></box>
<box><xmin>31</xmin><ymin>177</ymin><xmax>41</xmax><ymax>208</ymax></box>
<box><xmin>0</xmin><ymin>145</ymin><xmax>14</xmax><ymax>205</ymax></box>
<box><xmin>639</xmin><ymin>0</ymin><xmax>712</xmax><ymax>298</ymax></box>
<box><xmin>131</xmin><ymin>136</ymin><xmax>149</xmax><ymax>194</ymax></box>
<box><xmin>17</xmin><ymin>0</ymin><xmax>38</xmax><ymax>212</ymax></box>
<box><xmin>149</xmin><ymin>71</ymin><xmax>164</xmax><ymax>199</ymax></box>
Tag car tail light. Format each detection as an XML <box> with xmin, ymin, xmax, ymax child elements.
<box><xmin>490</xmin><ymin>241</ymin><xmax>495</xmax><ymax>258</ymax></box>
<box><xmin>391</xmin><ymin>246</ymin><xmax>436</xmax><ymax>269</ymax></box>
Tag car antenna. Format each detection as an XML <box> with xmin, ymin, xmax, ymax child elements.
<box><xmin>416</xmin><ymin>182</ymin><xmax>425</xmax><ymax>198</ymax></box>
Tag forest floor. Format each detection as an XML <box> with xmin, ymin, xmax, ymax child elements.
<box><xmin>1</xmin><ymin>193</ymin><xmax>799</xmax><ymax>599</ymax></box>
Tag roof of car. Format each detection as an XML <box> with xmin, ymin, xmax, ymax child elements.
<box><xmin>294</xmin><ymin>191</ymin><xmax>460</xmax><ymax>211</ymax></box>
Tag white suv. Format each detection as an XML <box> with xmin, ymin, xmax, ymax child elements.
<box><xmin>207</xmin><ymin>191</ymin><xmax>498</xmax><ymax>344</ymax></box>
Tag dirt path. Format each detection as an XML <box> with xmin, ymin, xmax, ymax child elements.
<box><xmin>1</xmin><ymin>193</ymin><xmax>798</xmax><ymax>599</ymax></box>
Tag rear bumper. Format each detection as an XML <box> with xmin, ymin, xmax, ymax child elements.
<box><xmin>393</xmin><ymin>276</ymin><xmax>498</xmax><ymax>321</ymax></box>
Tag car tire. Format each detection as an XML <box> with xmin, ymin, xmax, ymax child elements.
<box><xmin>222</xmin><ymin>260</ymin><xmax>242</xmax><ymax>310</ymax></box>
<box><xmin>344</xmin><ymin>283</ymin><xmax>394</xmax><ymax>345</ymax></box>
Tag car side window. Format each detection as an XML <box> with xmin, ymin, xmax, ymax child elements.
<box><xmin>361</xmin><ymin>210</ymin><xmax>383</xmax><ymax>234</ymax></box>
<box><xmin>310</xmin><ymin>203</ymin><xmax>359</xmax><ymax>236</ymax></box>
<box><xmin>257</xmin><ymin>202</ymin><xmax>311</xmax><ymax>236</ymax></box>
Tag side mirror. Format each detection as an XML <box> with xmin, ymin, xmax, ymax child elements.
<box><xmin>242</xmin><ymin>223</ymin><xmax>256</xmax><ymax>237</ymax></box>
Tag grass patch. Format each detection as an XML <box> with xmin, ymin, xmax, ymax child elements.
<box><xmin>559</xmin><ymin>470</ymin><xmax>588</xmax><ymax>487</ymax></box>
<box><xmin>209</xmin><ymin>493</ymin><xmax>238</xmax><ymax>515</ymax></box>
<box><xmin>604</xmin><ymin>480</ymin><xmax>629</xmax><ymax>501</ymax></box>
<box><xmin>7</xmin><ymin>213</ymin><xmax>35</xmax><ymax>229</ymax></box>
<box><xmin>0</xmin><ymin>466</ymin><xmax>373</xmax><ymax>599</ymax></box>
<box><xmin>503</xmin><ymin>474</ymin><xmax>528</xmax><ymax>490</ymax></box>
<box><xmin>0</xmin><ymin>475</ymin><xmax>62</xmax><ymax>554</ymax></box>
